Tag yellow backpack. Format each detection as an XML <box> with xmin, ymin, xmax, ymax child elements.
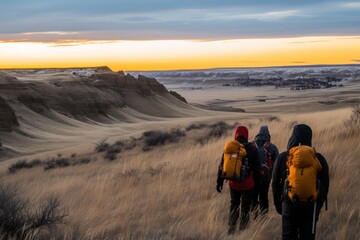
<box><xmin>286</xmin><ymin>145</ymin><xmax>322</xmax><ymax>202</ymax></box>
<box><xmin>222</xmin><ymin>140</ymin><xmax>247</xmax><ymax>181</ymax></box>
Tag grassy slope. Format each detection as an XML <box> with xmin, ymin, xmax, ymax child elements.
<box><xmin>0</xmin><ymin>108</ymin><xmax>359</xmax><ymax>239</ymax></box>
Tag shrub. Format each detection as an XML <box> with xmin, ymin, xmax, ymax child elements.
<box><xmin>143</xmin><ymin>130</ymin><xmax>169</xmax><ymax>146</ymax></box>
<box><xmin>116</xmin><ymin>137</ymin><xmax>137</xmax><ymax>150</ymax></box>
<box><xmin>44</xmin><ymin>157</ymin><xmax>70</xmax><ymax>170</ymax></box>
<box><xmin>106</xmin><ymin>145</ymin><xmax>121</xmax><ymax>154</ymax></box>
<box><xmin>142</xmin><ymin>128</ymin><xmax>186</xmax><ymax>151</ymax></box>
<box><xmin>103</xmin><ymin>145</ymin><xmax>121</xmax><ymax>161</ymax></box>
<box><xmin>197</xmin><ymin>121</ymin><xmax>232</xmax><ymax>144</ymax></box>
<box><xmin>95</xmin><ymin>138</ymin><xmax>110</xmax><ymax>152</ymax></box>
<box><xmin>114</xmin><ymin>140</ymin><xmax>124</xmax><ymax>147</ymax></box>
<box><xmin>77</xmin><ymin>157</ymin><xmax>91</xmax><ymax>165</ymax></box>
<box><xmin>208</xmin><ymin>121</ymin><xmax>230</xmax><ymax>138</ymax></box>
<box><xmin>8</xmin><ymin>159</ymin><xmax>42</xmax><ymax>174</ymax></box>
<box><xmin>124</xmin><ymin>138</ymin><xmax>137</xmax><ymax>150</ymax></box>
<box><xmin>9</xmin><ymin>156</ymin><xmax>91</xmax><ymax>173</ymax></box>
<box><xmin>265</xmin><ymin>116</ymin><xmax>280</xmax><ymax>122</ymax></box>
<box><xmin>105</xmin><ymin>152</ymin><xmax>118</xmax><ymax>161</ymax></box>
<box><xmin>0</xmin><ymin>185</ymin><xmax>67</xmax><ymax>238</ymax></box>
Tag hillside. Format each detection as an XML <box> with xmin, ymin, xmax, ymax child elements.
<box><xmin>0</xmin><ymin>68</ymin><xmax>203</xmax><ymax>159</ymax></box>
<box><xmin>0</xmin><ymin>66</ymin><xmax>359</xmax><ymax>239</ymax></box>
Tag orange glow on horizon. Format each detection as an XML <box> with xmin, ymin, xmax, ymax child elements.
<box><xmin>0</xmin><ymin>36</ymin><xmax>359</xmax><ymax>71</ymax></box>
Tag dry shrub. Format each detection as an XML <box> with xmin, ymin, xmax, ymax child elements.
<box><xmin>197</xmin><ymin>121</ymin><xmax>233</xmax><ymax>144</ymax></box>
<box><xmin>105</xmin><ymin>145</ymin><xmax>121</xmax><ymax>161</ymax></box>
<box><xmin>8</xmin><ymin>157</ymin><xmax>92</xmax><ymax>174</ymax></box>
<box><xmin>94</xmin><ymin>138</ymin><xmax>110</xmax><ymax>153</ymax></box>
<box><xmin>264</xmin><ymin>116</ymin><xmax>280</xmax><ymax>122</ymax></box>
<box><xmin>142</xmin><ymin>128</ymin><xmax>186</xmax><ymax>151</ymax></box>
<box><xmin>44</xmin><ymin>157</ymin><xmax>70</xmax><ymax>170</ymax></box>
<box><xmin>0</xmin><ymin>185</ymin><xmax>67</xmax><ymax>239</ymax></box>
<box><xmin>8</xmin><ymin>159</ymin><xmax>42</xmax><ymax>174</ymax></box>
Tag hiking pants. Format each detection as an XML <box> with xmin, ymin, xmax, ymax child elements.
<box><xmin>282</xmin><ymin>199</ymin><xmax>317</xmax><ymax>240</ymax></box>
<box><xmin>252</xmin><ymin>181</ymin><xmax>270</xmax><ymax>215</ymax></box>
<box><xmin>228</xmin><ymin>188</ymin><xmax>253</xmax><ymax>233</ymax></box>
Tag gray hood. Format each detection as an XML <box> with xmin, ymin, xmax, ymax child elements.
<box><xmin>255</xmin><ymin>125</ymin><xmax>270</xmax><ymax>142</ymax></box>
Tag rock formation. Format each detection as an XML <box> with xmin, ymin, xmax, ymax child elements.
<box><xmin>0</xmin><ymin>68</ymin><xmax>189</xmax><ymax>130</ymax></box>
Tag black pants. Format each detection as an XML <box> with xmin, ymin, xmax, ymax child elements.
<box><xmin>252</xmin><ymin>181</ymin><xmax>270</xmax><ymax>215</ymax></box>
<box><xmin>228</xmin><ymin>188</ymin><xmax>253</xmax><ymax>233</ymax></box>
<box><xmin>282</xmin><ymin>200</ymin><xmax>318</xmax><ymax>240</ymax></box>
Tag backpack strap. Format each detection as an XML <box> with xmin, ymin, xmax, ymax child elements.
<box><xmin>263</xmin><ymin>141</ymin><xmax>271</xmax><ymax>151</ymax></box>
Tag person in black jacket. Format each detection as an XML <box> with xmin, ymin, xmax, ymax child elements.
<box><xmin>216</xmin><ymin>125</ymin><xmax>261</xmax><ymax>234</ymax></box>
<box><xmin>251</xmin><ymin>125</ymin><xmax>279</xmax><ymax>216</ymax></box>
<box><xmin>272</xmin><ymin>124</ymin><xmax>329</xmax><ymax>240</ymax></box>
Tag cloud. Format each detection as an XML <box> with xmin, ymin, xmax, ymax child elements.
<box><xmin>246</xmin><ymin>10</ymin><xmax>301</xmax><ymax>21</ymax></box>
<box><xmin>0</xmin><ymin>39</ymin><xmax>30</xmax><ymax>43</ymax></box>
<box><xmin>22</xmin><ymin>31</ymin><xmax>79</xmax><ymax>35</ymax></box>
<box><xmin>113</xmin><ymin>8</ymin><xmax>302</xmax><ymax>22</ymax></box>
<box><xmin>0</xmin><ymin>1</ymin><xmax>359</xmax><ymax>41</ymax></box>
<box><xmin>292</xmin><ymin>61</ymin><xmax>307</xmax><ymax>64</ymax></box>
<box><xmin>49</xmin><ymin>39</ymin><xmax>117</xmax><ymax>47</ymax></box>
<box><xmin>290</xmin><ymin>40</ymin><xmax>330</xmax><ymax>44</ymax></box>
<box><xmin>341</xmin><ymin>2</ymin><xmax>360</xmax><ymax>8</ymax></box>
<box><xmin>352</xmin><ymin>59</ymin><xmax>360</xmax><ymax>63</ymax></box>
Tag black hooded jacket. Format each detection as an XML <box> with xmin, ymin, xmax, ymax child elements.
<box><xmin>272</xmin><ymin>124</ymin><xmax>329</xmax><ymax>212</ymax></box>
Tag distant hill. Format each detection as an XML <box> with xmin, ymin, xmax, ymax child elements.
<box><xmin>129</xmin><ymin>64</ymin><xmax>360</xmax><ymax>87</ymax></box>
<box><xmin>0</xmin><ymin>67</ymin><xmax>192</xmax><ymax>132</ymax></box>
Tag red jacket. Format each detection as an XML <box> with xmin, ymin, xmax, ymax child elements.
<box><xmin>228</xmin><ymin>174</ymin><xmax>254</xmax><ymax>190</ymax></box>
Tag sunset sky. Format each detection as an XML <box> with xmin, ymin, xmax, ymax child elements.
<box><xmin>1</xmin><ymin>0</ymin><xmax>360</xmax><ymax>71</ymax></box>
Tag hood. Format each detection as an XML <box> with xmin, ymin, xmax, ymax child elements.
<box><xmin>255</xmin><ymin>125</ymin><xmax>270</xmax><ymax>142</ymax></box>
<box><xmin>287</xmin><ymin>124</ymin><xmax>312</xmax><ymax>150</ymax></box>
<box><xmin>234</xmin><ymin>125</ymin><xmax>249</xmax><ymax>142</ymax></box>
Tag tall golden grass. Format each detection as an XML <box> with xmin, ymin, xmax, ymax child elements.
<box><xmin>0</xmin><ymin>108</ymin><xmax>359</xmax><ymax>239</ymax></box>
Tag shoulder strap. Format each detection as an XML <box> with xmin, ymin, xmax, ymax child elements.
<box><xmin>263</xmin><ymin>141</ymin><xmax>271</xmax><ymax>150</ymax></box>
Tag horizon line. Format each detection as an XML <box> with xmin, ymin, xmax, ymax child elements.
<box><xmin>1</xmin><ymin>63</ymin><xmax>360</xmax><ymax>73</ymax></box>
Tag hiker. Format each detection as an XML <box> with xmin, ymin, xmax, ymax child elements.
<box><xmin>216</xmin><ymin>125</ymin><xmax>261</xmax><ymax>234</ymax></box>
<box><xmin>251</xmin><ymin>125</ymin><xmax>279</xmax><ymax>216</ymax></box>
<box><xmin>272</xmin><ymin>124</ymin><xmax>329</xmax><ymax>240</ymax></box>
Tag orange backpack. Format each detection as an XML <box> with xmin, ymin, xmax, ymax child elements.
<box><xmin>222</xmin><ymin>140</ymin><xmax>247</xmax><ymax>181</ymax></box>
<box><xmin>285</xmin><ymin>146</ymin><xmax>322</xmax><ymax>202</ymax></box>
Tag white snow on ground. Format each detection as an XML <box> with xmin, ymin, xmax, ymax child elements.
<box><xmin>129</xmin><ymin>65</ymin><xmax>360</xmax><ymax>82</ymax></box>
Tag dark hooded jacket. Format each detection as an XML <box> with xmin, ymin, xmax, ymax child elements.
<box><xmin>254</xmin><ymin>125</ymin><xmax>279</xmax><ymax>167</ymax></box>
<box><xmin>272</xmin><ymin>124</ymin><xmax>329</xmax><ymax>213</ymax></box>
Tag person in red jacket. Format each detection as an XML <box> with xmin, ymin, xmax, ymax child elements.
<box><xmin>216</xmin><ymin>125</ymin><xmax>261</xmax><ymax>234</ymax></box>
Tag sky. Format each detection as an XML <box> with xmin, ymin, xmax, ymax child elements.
<box><xmin>0</xmin><ymin>0</ymin><xmax>360</xmax><ymax>70</ymax></box>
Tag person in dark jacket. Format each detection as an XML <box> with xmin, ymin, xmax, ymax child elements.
<box><xmin>251</xmin><ymin>125</ymin><xmax>279</xmax><ymax>216</ymax></box>
<box><xmin>216</xmin><ymin>125</ymin><xmax>261</xmax><ymax>234</ymax></box>
<box><xmin>272</xmin><ymin>124</ymin><xmax>329</xmax><ymax>240</ymax></box>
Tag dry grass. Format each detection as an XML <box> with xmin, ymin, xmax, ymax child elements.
<box><xmin>0</xmin><ymin>108</ymin><xmax>359</xmax><ymax>239</ymax></box>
